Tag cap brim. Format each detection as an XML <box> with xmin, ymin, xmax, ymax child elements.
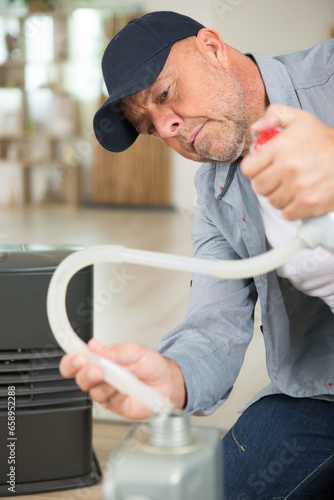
<box><xmin>93</xmin><ymin>46</ymin><xmax>171</xmax><ymax>153</ymax></box>
<box><xmin>93</xmin><ymin>98</ymin><xmax>138</xmax><ymax>153</ymax></box>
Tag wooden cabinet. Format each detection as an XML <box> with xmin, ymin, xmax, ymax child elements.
<box><xmin>92</xmin><ymin>134</ymin><xmax>171</xmax><ymax>207</ymax></box>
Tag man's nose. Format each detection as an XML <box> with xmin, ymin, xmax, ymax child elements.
<box><xmin>151</xmin><ymin>108</ymin><xmax>183</xmax><ymax>138</ymax></box>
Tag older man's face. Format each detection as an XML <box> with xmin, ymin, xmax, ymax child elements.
<box><xmin>120</xmin><ymin>40</ymin><xmax>248</xmax><ymax>163</ymax></box>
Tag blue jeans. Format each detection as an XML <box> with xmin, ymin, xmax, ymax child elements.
<box><xmin>222</xmin><ymin>395</ymin><xmax>334</xmax><ymax>499</ymax></box>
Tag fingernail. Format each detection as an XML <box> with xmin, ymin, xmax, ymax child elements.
<box><xmin>73</xmin><ymin>354</ymin><xmax>87</xmax><ymax>368</ymax></box>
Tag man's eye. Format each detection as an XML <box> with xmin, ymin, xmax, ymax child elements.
<box><xmin>159</xmin><ymin>89</ymin><xmax>168</xmax><ymax>102</ymax></box>
<box><xmin>147</xmin><ymin>123</ymin><xmax>155</xmax><ymax>135</ymax></box>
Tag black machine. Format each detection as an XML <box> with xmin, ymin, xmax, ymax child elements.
<box><xmin>0</xmin><ymin>244</ymin><xmax>102</xmax><ymax>496</ymax></box>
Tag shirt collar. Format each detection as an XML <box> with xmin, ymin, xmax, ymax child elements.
<box><xmin>214</xmin><ymin>161</ymin><xmax>237</xmax><ymax>199</ymax></box>
<box><xmin>214</xmin><ymin>52</ymin><xmax>302</xmax><ymax>200</ymax></box>
<box><xmin>250</xmin><ymin>52</ymin><xmax>301</xmax><ymax>109</ymax></box>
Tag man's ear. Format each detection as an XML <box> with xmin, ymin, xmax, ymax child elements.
<box><xmin>195</xmin><ymin>28</ymin><xmax>228</xmax><ymax>69</ymax></box>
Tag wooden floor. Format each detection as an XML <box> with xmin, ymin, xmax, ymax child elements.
<box><xmin>10</xmin><ymin>421</ymin><xmax>132</xmax><ymax>500</ymax></box>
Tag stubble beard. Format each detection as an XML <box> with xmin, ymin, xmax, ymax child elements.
<box><xmin>193</xmin><ymin>69</ymin><xmax>248</xmax><ymax>163</ymax></box>
<box><xmin>196</xmin><ymin>117</ymin><xmax>247</xmax><ymax>163</ymax></box>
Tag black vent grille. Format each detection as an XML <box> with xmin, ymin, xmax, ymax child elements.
<box><xmin>0</xmin><ymin>348</ymin><xmax>90</xmax><ymax>413</ymax></box>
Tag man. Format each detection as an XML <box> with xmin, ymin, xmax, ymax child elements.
<box><xmin>60</xmin><ymin>12</ymin><xmax>334</xmax><ymax>498</ymax></box>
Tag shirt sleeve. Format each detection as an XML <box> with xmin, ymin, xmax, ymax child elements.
<box><xmin>157</xmin><ymin>194</ymin><xmax>258</xmax><ymax>416</ymax></box>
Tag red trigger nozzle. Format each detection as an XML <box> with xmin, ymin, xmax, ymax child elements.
<box><xmin>251</xmin><ymin>127</ymin><xmax>281</xmax><ymax>151</ymax></box>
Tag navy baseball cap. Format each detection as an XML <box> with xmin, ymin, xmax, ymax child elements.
<box><xmin>93</xmin><ymin>11</ymin><xmax>204</xmax><ymax>153</ymax></box>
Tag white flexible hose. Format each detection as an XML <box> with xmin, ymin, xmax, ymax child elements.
<box><xmin>47</xmin><ymin>237</ymin><xmax>307</xmax><ymax>414</ymax></box>
<box><xmin>46</xmin><ymin>245</ymin><xmax>174</xmax><ymax>414</ymax></box>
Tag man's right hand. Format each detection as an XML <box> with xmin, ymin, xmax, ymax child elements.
<box><xmin>241</xmin><ymin>105</ymin><xmax>334</xmax><ymax>220</ymax></box>
<box><xmin>59</xmin><ymin>338</ymin><xmax>186</xmax><ymax>420</ymax></box>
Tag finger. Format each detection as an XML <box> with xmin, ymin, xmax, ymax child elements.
<box><xmin>87</xmin><ymin>339</ymin><xmax>156</xmax><ymax>392</ymax></box>
<box><xmin>97</xmin><ymin>390</ymin><xmax>152</xmax><ymax>420</ymax></box>
<box><xmin>88</xmin><ymin>338</ymin><xmax>117</xmax><ymax>360</ymax></box>
<box><xmin>59</xmin><ymin>353</ymin><xmax>88</xmax><ymax>378</ymax></box>
<box><xmin>251</xmin><ymin>104</ymin><xmax>299</xmax><ymax>134</ymax></box>
<box><xmin>88</xmin><ymin>381</ymin><xmax>119</xmax><ymax>406</ymax></box>
<box><xmin>267</xmin><ymin>186</ymin><xmax>293</xmax><ymax>211</ymax></box>
<box><xmin>282</xmin><ymin>200</ymin><xmax>310</xmax><ymax>221</ymax></box>
<box><xmin>251</xmin><ymin>168</ymin><xmax>281</xmax><ymax>198</ymax></box>
<box><xmin>281</xmin><ymin>189</ymin><xmax>325</xmax><ymax>221</ymax></box>
<box><xmin>241</xmin><ymin>146</ymin><xmax>275</xmax><ymax>179</ymax></box>
<box><xmin>75</xmin><ymin>363</ymin><xmax>105</xmax><ymax>392</ymax></box>
<box><xmin>88</xmin><ymin>338</ymin><xmax>148</xmax><ymax>367</ymax></box>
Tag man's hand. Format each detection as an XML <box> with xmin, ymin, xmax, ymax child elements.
<box><xmin>59</xmin><ymin>339</ymin><xmax>186</xmax><ymax>420</ymax></box>
<box><xmin>241</xmin><ymin>104</ymin><xmax>334</xmax><ymax>220</ymax></box>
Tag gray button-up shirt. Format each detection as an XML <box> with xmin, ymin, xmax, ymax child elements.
<box><xmin>158</xmin><ymin>39</ymin><xmax>334</xmax><ymax>415</ymax></box>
